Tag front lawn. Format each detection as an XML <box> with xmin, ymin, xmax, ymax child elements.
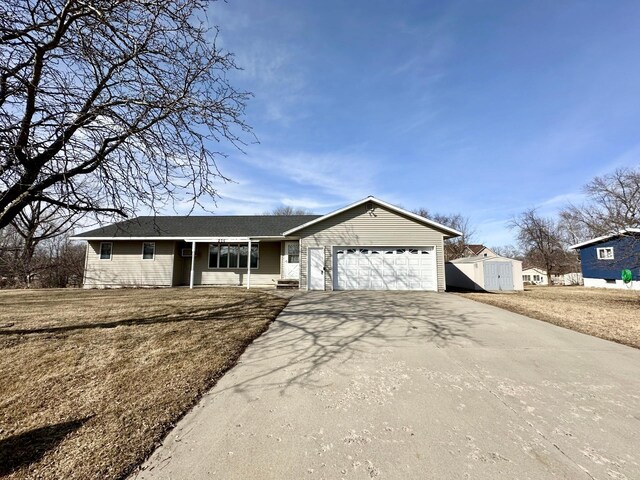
<box><xmin>456</xmin><ymin>286</ymin><xmax>640</xmax><ymax>349</ymax></box>
<box><xmin>0</xmin><ymin>288</ymin><xmax>288</xmax><ymax>479</ymax></box>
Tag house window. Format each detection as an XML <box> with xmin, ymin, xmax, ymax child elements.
<box><xmin>523</xmin><ymin>275</ymin><xmax>531</xmax><ymax>281</ymax></box>
<box><xmin>99</xmin><ymin>242</ymin><xmax>112</xmax><ymax>260</ymax></box>
<box><xmin>209</xmin><ymin>243</ymin><xmax>258</xmax><ymax>269</ymax></box>
<box><xmin>142</xmin><ymin>242</ymin><xmax>155</xmax><ymax>260</ymax></box>
<box><xmin>287</xmin><ymin>243</ymin><xmax>300</xmax><ymax>263</ymax></box>
<box><xmin>533</xmin><ymin>275</ymin><xmax>542</xmax><ymax>282</ymax></box>
<box><xmin>597</xmin><ymin>247</ymin><xmax>614</xmax><ymax>260</ymax></box>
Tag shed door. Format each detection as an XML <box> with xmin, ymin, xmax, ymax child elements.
<box><xmin>484</xmin><ymin>261</ymin><xmax>513</xmax><ymax>291</ymax></box>
<box><xmin>334</xmin><ymin>247</ymin><xmax>437</xmax><ymax>291</ymax></box>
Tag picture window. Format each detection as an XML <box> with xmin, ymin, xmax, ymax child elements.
<box><xmin>209</xmin><ymin>243</ymin><xmax>258</xmax><ymax>269</ymax></box>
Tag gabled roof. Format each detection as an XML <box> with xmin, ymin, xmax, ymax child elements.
<box><xmin>466</xmin><ymin>244</ymin><xmax>488</xmax><ymax>255</ymax></box>
<box><xmin>522</xmin><ymin>267</ymin><xmax>547</xmax><ymax>274</ymax></box>
<box><xmin>282</xmin><ymin>196</ymin><xmax>463</xmax><ymax>238</ymax></box>
<box><xmin>448</xmin><ymin>255</ymin><xmax>520</xmax><ymax>264</ymax></box>
<box><xmin>569</xmin><ymin>228</ymin><xmax>640</xmax><ymax>250</ymax></box>
<box><xmin>72</xmin><ymin>215</ymin><xmax>320</xmax><ymax>240</ymax></box>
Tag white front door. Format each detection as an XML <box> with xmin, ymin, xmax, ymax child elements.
<box><xmin>308</xmin><ymin>247</ymin><xmax>325</xmax><ymax>290</ymax></box>
<box><xmin>283</xmin><ymin>241</ymin><xmax>300</xmax><ymax>279</ymax></box>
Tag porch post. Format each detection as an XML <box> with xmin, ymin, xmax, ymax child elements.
<box><xmin>189</xmin><ymin>241</ymin><xmax>196</xmax><ymax>289</ymax></box>
<box><xmin>247</xmin><ymin>239</ymin><xmax>251</xmax><ymax>289</ymax></box>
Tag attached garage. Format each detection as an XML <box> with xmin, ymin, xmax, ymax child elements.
<box><xmin>445</xmin><ymin>255</ymin><xmax>524</xmax><ymax>291</ymax></box>
<box><xmin>334</xmin><ymin>247</ymin><xmax>437</xmax><ymax>291</ymax></box>
<box><xmin>283</xmin><ymin>196</ymin><xmax>462</xmax><ymax>292</ymax></box>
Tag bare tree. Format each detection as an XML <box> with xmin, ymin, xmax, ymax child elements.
<box><xmin>0</xmin><ymin>0</ymin><xmax>251</xmax><ymax>229</ymax></box>
<box><xmin>7</xmin><ymin>202</ymin><xmax>83</xmax><ymax>285</ymax></box>
<box><xmin>491</xmin><ymin>245</ymin><xmax>523</xmax><ymax>260</ymax></box>
<box><xmin>265</xmin><ymin>206</ymin><xmax>315</xmax><ymax>215</ymax></box>
<box><xmin>510</xmin><ymin>209</ymin><xmax>572</xmax><ymax>285</ymax></box>
<box><xmin>413</xmin><ymin>209</ymin><xmax>475</xmax><ymax>261</ymax></box>
<box><xmin>560</xmin><ymin>167</ymin><xmax>640</xmax><ymax>239</ymax></box>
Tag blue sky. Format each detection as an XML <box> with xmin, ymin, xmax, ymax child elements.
<box><xmin>186</xmin><ymin>0</ymin><xmax>640</xmax><ymax>246</ymax></box>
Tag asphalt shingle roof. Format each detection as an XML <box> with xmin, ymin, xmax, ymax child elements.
<box><xmin>75</xmin><ymin>215</ymin><xmax>321</xmax><ymax>238</ymax></box>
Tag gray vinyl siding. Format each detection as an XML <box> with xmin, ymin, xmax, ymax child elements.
<box><xmin>172</xmin><ymin>243</ymin><xmax>184</xmax><ymax>286</ymax></box>
<box><xmin>84</xmin><ymin>240</ymin><xmax>174</xmax><ymax>287</ymax></box>
<box><xmin>296</xmin><ymin>204</ymin><xmax>447</xmax><ymax>291</ymax></box>
<box><xmin>174</xmin><ymin>241</ymin><xmax>281</xmax><ymax>287</ymax></box>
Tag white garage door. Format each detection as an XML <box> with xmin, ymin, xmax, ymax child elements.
<box><xmin>334</xmin><ymin>247</ymin><xmax>437</xmax><ymax>291</ymax></box>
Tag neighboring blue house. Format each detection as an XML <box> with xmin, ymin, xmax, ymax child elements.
<box><xmin>570</xmin><ymin>229</ymin><xmax>640</xmax><ymax>290</ymax></box>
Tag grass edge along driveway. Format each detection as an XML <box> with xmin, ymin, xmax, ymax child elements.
<box><xmin>455</xmin><ymin>286</ymin><xmax>640</xmax><ymax>349</ymax></box>
<box><xmin>0</xmin><ymin>287</ymin><xmax>289</xmax><ymax>480</ymax></box>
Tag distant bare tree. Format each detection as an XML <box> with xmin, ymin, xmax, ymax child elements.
<box><xmin>266</xmin><ymin>206</ymin><xmax>315</xmax><ymax>216</ymax></box>
<box><xmin>510</xmin><ymin>209</ymin><xmax>572</xmax><ymax>285</ymax></box>
<box><xmin>413</xmin><ymin>209</ymin><xmax>475</xmax><ymax>261</ymax></box>
<box><xmin>491</xmin><ymin>245</ymin><xmax>523</xmax><ymax>260</ymax></box>
<box><xmin>39</xmin><ymin>235</ymin><xmax>85</xmax><ymax>288</ymax></box>
<box><xmin>560</xmin><ymin>167</ymin><xmax>640</xmax><ymax>239</ymax></box>
<box><xmin>0</xmin><ymin>202</ymin><xmax>83</xmax><ymax>286</ymax></box>
<box><xmin>0</xmin><ymin>0</ymin><xmax>251</xmax><ymax>229</ymax></box>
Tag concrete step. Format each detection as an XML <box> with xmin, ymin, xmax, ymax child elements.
<box><xmin>277</xmin><ymin>279</ymin><xmax>299</xmax><ymax>289</ymax></box>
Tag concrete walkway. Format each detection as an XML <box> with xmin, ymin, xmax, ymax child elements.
<box><xmin>135</xmin><ymin>292</ymin><xmax>640</xmax><ymax>479</ymax></box>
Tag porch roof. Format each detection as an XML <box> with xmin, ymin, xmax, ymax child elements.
<box><xmin>72</xmin><ymin>215</ymin><xmax>320</xmax><ymax>240</ymax></box>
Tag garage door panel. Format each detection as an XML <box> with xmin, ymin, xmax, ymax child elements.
<box><xmin>335</xmin><ymin>246</ymin><xmax>436</xmax><ymax>291</ymax></box>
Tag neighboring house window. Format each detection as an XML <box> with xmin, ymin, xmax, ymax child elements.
<box><xmin>142</xmin><ymin>242</ymin><xmax>155</xmax><ymax>260</ymax></box>
<box><xmin>287</xmin><ymin>243</ymin><xmax>300</xmax><ymax>263</ymax></box>
<box><xmin>99</xmin><ymin>242</ymin><xmax>112</xmax><ymax>260</ymax></box>
<box><xmin>209</xmin><ymin>243</ymin><xmax>258</xmax><ymax>269</ymax></box>
<box><xmin>533</xmin><ymin>275</ymin><xmax>542</xmax><ymax>282</ymax></box>
<box><xmin>523</xmin><ymin>275</ymin><xmax>531</xmax><ymax>281</ymax></box>
<box><xmin>597</xmin><ymin>247</ymin><xmax>614</xmax><ymax>260</ymax></box>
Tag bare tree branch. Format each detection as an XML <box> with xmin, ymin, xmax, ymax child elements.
<box><xmin>0</xmin><ymin>0</ymin><xmax>252</xmax><ymax>228</ymax></box>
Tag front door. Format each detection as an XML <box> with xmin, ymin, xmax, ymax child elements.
<box><xmin>283</xmin><ymin>241</ymin><xmax>300</xmax><ymax>279</ymax></box>
<box><xmin>308</xmin><ymin>247</ymin><xmax>325</xmax><ymax>290</ymax></box>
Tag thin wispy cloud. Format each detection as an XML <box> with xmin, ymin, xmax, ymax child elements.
<box><xmin>155</xmin><ymin>0</ymin><xmax>640</xmax><ymax>246</ymax></box>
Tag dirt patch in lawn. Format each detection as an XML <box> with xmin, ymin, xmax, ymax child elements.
<box><xmin>455</xmin><ymin>286</ymin><xmax>640</xmax><ymax>349</ymax></box>
<box><xmin>0</xmin><ymin>288</ymin><xmax>289</xmax><ymax>479</ymax></box>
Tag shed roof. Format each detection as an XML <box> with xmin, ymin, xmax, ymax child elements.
<box><xmin>73</xmin><ymin>215</ymin><xmax>321</xmax><ymax>239</ymax></box>
<box><xmin>447</xmin><ymin>255</ymin><xmax>521</xmax><ymax>264</ymax></box>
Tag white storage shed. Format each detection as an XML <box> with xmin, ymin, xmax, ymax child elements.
<box><xmin>445</xmin><ymin>255</ymin><xmax>524</xmax><ymax>291</ymax></box>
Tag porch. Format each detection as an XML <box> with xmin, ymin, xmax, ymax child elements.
<box><xmin>171</xmin><ymin>239</ymin><xmax>300</xmax><ymax>289</ymax></box>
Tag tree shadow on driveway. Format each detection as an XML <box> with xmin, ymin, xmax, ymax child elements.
<box><xmin>213</xmin><ymin>291</ymin><xmax>494</xmax><ymax>398</ymax></box>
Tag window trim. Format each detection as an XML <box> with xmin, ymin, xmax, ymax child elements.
<box><xmin>99</xmin><ymin>242</ymin><xmax>112</xmax><ymax>261</ymax></box>
<box><xmin>142</xmin><ymin>241</ymin><xmax>155</xmax><ymax>260</ymax></box>
<box><xmin>286</xmin><ymin>241</ymin><xmax>300</xmax><ymax>264</ymax></box>
<box><xmin>596</xmin><ymin>247</ymin><xmax>614</xmax><ymax>260</ymax></box>
<box><xmin>208</xmin><ymin>243</ymin><xmax>259</xmax><ymax>270</ymax></box>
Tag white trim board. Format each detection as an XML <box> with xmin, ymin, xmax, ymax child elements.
<box><xmin>570</xmin><ymin>228</ymin><xmax>640</xmax><ymax>249</ymax></box>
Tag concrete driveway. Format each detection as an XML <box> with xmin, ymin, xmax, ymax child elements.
<box><xmin>136</xmin><ymin>292</ymin><xmax>640</xmax><ymax>479</ymax></box>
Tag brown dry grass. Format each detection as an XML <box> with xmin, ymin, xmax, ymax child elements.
<box><xmin>0</xmin><ymin>288</ymin><xmax>289</xmax><ymax>479</ymax></box>
<box><xmin>456</xmin><ymin>286</ymin><xmax>640</xmax><ymax>348</ymax></box>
